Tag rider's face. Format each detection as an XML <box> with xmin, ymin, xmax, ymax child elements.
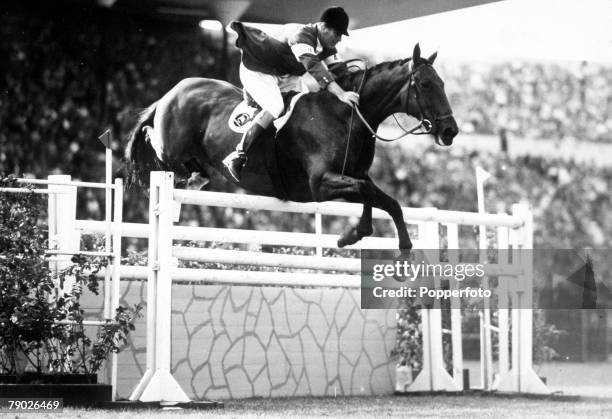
<box><xmin>319</xmin><ymin>25</ymin><xmax>342</xmax><ymax>49</ymax></box>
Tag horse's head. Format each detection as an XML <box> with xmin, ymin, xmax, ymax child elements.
<box><xmin>403</xmin><ymin>44</ymin><xmax>458</xmax><ymax>146</ymax></box>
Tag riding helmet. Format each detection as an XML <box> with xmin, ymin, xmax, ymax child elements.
<box><xmin>320</xmin><ymin>6</ymin><xmax>349</xmax><ymax>36</ymax></box>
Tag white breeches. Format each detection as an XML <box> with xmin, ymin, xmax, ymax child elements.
<box><xmin>239</xmin><ymin>63</ymin><xmax>321</xmax><ymax>118</ymax></box>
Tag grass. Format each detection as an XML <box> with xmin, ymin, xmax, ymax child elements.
<box><xmin>20</xmin><ymin>395</ymin><xmax>612</xmax><ymax>419</ymax></box>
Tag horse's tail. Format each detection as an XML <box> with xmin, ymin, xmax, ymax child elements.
<box><xmin>124</xmin><ymin>102</ymin><xmax>166</xmax><ymax>188</ymax></box>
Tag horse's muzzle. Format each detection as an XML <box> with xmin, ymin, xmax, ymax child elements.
<box><xmin>435</xmin><ymin>116</ymin><xmax>458</xmax><ymax>146</ymax></box>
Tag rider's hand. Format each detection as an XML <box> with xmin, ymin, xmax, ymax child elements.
<box><xmin>327</xmin><ymin>81</ymin><xmax>360</xmax><ymax>107</ymax></box>
<box><xmin>338</xmin><ymin>90</ymin><xmax>360</xmax><ymax>107</ymax></box>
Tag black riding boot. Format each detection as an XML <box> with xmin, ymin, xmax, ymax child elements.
<box><xmin>223</xmin><ymin>122</ymin><xmax>265</xmax><ymax>182</ymax></box>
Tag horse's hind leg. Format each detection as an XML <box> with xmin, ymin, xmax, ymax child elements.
<box><xmin>184</xmin><ymin>158</ymin><xmax>211</xmax><ymax>190</ymax></box>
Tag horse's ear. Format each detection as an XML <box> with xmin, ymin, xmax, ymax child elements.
<box><xmin>412</xmin><ymin>43</ymin><xmax>421</xmax><ymax>63</ymax></box>
<box><xmin>427</xmin><ymin>51</ymin><xmax>437</xmax><ymax>64</ymax></box>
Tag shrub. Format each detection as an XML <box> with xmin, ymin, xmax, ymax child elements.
<box><xmin>0</xmin><ymin>176</ymin><xmax>141</xmax><ymax>375</ymax></box>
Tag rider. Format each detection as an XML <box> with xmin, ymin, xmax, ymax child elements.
<box><xmin>223</xmin><ymin>6</ymin><xmax>360</xmax><ymax>182</ymax></box>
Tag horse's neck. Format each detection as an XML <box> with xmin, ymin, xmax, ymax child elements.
<box><xmin>354</xmin><ymin>65</ymin><xmax>408</xmax><ymax>129</ymax></box>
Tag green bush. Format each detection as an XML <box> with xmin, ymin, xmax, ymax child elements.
<box><xmin>0</xmin><ymin>176</ymin><xmax>141</xmax><ymax>375</ymax></box>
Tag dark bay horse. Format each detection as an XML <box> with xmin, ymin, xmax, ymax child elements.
<box><xmin>125</xmin><ymin>44</ymin><xmax>458</xmax><ymax>250</ymax></box>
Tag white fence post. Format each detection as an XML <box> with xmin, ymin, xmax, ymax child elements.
<box><xmin>493</xmin><ymin>224</ymin><xmax>510</xmax><ymax>389</ymax></box>
<box><xmin>496</xmin><ymin>203</ymin><xmax>549</xmax><ymax>394</ymax></box>
<box><xmin>445</xmin><ymin>223</ymin><xmax>464</xmax><ymax>390</ymax></box>
<box><xmin>110</xmin><ymin>177</ymin><xmax>124</xmax><ymax>402</ymax></box>
<box><xmin>130</xmin><ymin>171</ymin><xmax>190</xmax><ymax>402</ymax></box>
<box><xmin>47</xmin><ymin>175</ymin><xmax>79</xmax><ymax>296</ymax></box>
<box><xmin>479</xmin><ymin>222</ymin><xmax>494</xmax><ymax>391</ymax></box>
<box><xmin>408</xmin><ymin>218</ymin><xmax>460</xmax><ymax>392</ymax></box>
<box><xmin>515</xmin><ymin>203</ymin><xmax>549</xmax><ymax>393</ymax></box>
<box><xmin>315</xmin><ymin>212</ymin><xmax>323</xmax><ymax>256</ymax></box>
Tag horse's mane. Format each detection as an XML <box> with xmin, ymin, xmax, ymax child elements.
<box><xmin>332</xmin><ymin>58</ymin><xmax>413</xmax><ymax>90</ymax></box>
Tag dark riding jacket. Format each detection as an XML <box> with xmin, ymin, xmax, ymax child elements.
<box><xmin>231</xmin><ymin>21</ymin><xmax>338</xmax><ymax>89</ymax></box>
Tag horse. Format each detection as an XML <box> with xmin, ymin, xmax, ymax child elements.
<box><xmin>125</xmin><ymin>44</ymin><xmax>458</xmax><ymax>250</ymax></box>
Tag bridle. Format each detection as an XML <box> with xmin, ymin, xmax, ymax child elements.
<box><xmin>340</xmin><ymin>58</ymin><xmax>453</xmax><ymax>175</ymax></box>
<box><xmin>348</xmin><ymin>59</ymin><xmax>453</xmax><ymax>142</ymax></box>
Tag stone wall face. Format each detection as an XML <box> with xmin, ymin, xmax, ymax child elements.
<box><xmin>85</xmin><ymin>281</ymin><xmax>397</xmax><ymax>400</ymax></box>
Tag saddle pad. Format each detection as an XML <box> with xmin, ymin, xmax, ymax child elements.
<box><xmin>273</xmin><ymin>92</ymin><xmax>306</xmax><ymax>132</ymax></box>
<box><xmin>228</xmin><ymin>101</ymin><xmax>259</xmax><ymax>133</ymax></box>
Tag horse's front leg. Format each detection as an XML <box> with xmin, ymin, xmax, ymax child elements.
<box><xmin>338</xmin><ymin>204</ymin><xmax>373</xmax><ymax>248</ymax></box>
<box><xmin>309</xmin><ymin>171</ymin><xmax>375</xmax><ymax>248</ymax></box>
<box><xmin>367</xmin><ymin>178</ymin><xmax>412</xmax><ymax>250</ymax></box>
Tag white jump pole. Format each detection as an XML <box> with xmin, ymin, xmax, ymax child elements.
<box><xmin>315</xmin><ymin>212</ymin><xmax>323</xmax><ymax>257</ymax></box>
<box><xmin>47</xmin><ymin>175</ymin><xmax>79</xmax><ymax>374</ymax></box>
<box><xmin>97</xmin><ymin>129</ymin><xmax>120</xmax><ymax>399</ymax></box>
<box><xmin>408</xmin><ymin>219</ymin><xmax>460</xmax><ymax>392</ymax></box>
<box><xmin>496</xmin><ymin>203</ymin><xmax>549</xmax><ymax>394</ymax></box>
<box><xmin>110</xmin><ymin>177</ymin><xmax>123</xmax><ymax>401</ymax></box>
<box><xmin>130</xmin><ymin>171</ymin><xmax>190</xmax><ymax>403</ymax></box>
<box><xmin>445</xmin><ymin>223</ymin><xmax>464</xmax><ymax>390</ymax></box>
<box><xmin>48</xmin><ymin>175</ymin><xmax>79</xmax><ymax>296</ymax></box>
<box><xmin>476</xmin><ymin>167</ymin><xmax>493</xmax><ymax>390</ymax></box>
<box><xmin>515</xmin><ymin>203</ymin><xmax>549</xmax><ymax>393</ymax></box>
<box><xmin>99</xmin><ymin>129</ymin><xmax>114</xmax><ymax>321</ymax></box>
<box><xmin>493</xmin><ymin>223</ymin><xmax>510</xmax><ymax>389</ymax></box>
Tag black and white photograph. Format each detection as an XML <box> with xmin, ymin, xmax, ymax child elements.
<box><xmin>1</xmin><ymin>0</ymin><xmax>612</xmax><ymax>417</ymax></box>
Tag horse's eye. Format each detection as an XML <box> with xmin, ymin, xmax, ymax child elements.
<box><xmin>421</xmin><ymin>80</ymin><xmax>432</xmax><ymax>89</ymax></box>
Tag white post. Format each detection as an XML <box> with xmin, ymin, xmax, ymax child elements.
<box><xmin>515</xmin><ymin>203</ymin><xmax>549</xmax><ymax>394</ymax></box>
<box><xmin>103</xmin><ymin>148</ymin><xmax>113</xmax><ymax>320</ymax></box>
<box><xmin>315</xmin><ymin>213</ymin><xmax>323</xmax><ymax>257</ymax></box>
<box><xmin>110</xmin><ymin>178</ymin><xmax>123</xmax><ymax>402</ymax></box>
<box><xmin>48</xmin><ymin>175</ymin><xmax>79</xmax><ymax>296</ymax></box>
<box><xmin>130</xmin><ymin>172</ymin><xmax>190</xmax><ymax>402</ymax></box>
<box><xmin>445</xmin><ymin>223</ymin><xmax>464</xmax><ymax>390</ymax></box>
<box><xmin>47</xmin><ymin>175</ymin><xmax>78</xmax><ymax>374</ymax></box>
<box><xmin>496</xmin><ymin>203</ymin><xmax>549</xmax><ymax>394</ymax></box>
<box><xmin>475</xmin><ymin>167</ymin><xmax>493</xmax><ymax>390</ymax></box>
<box><xmin>408</xmin><ymin>218</ymin><xmax>459</xmax><ymax>391</ymax></box>
<box><xmin>493</xmin><ymin>224</ymin><xmax>510</xmax><ymax>389</ymax></box>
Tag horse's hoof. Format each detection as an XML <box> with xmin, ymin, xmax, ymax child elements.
<box><xmin>187</xmin><ymin>173</ymin><xmax>210</xmax><ymax>190</ymax></box>
<box><xmin>337</xmin><ymin>232</ymin><xmax>357</xmax><ymax>248</ymax></box>
<box><xmin>399</xmin><ymin>241</ymin><xmax>413</xmax><ymax>251</ymax></box>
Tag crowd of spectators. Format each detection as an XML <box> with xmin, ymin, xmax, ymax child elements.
<box><xmin>0</xmin><ymin>4</ymin><xmax>231</xmax><ymax>182</ymax></box>
<box><xmin>439</xmin><ymin>60</ymin><xmax>612</xmax><ymax>143</ymax></box>
<box><xmin>0</xmin><ymin>4</ymin><xmax>238</xmax><ymax>220</ymax></box>
<box><xmin>1</xmin><ymin>5</ymin><xmax>610</xmax><ymax>249</ymax></box>
<box><xmin>370</xmin><ymin>144</ymin><xmax>611</xmax><ymax>249</ymax></box>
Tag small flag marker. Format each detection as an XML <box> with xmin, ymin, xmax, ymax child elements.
<box><xmin>98</xmin><ymin>129</ymin><xmax>112</xmax><ymax>149</ymax></box>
